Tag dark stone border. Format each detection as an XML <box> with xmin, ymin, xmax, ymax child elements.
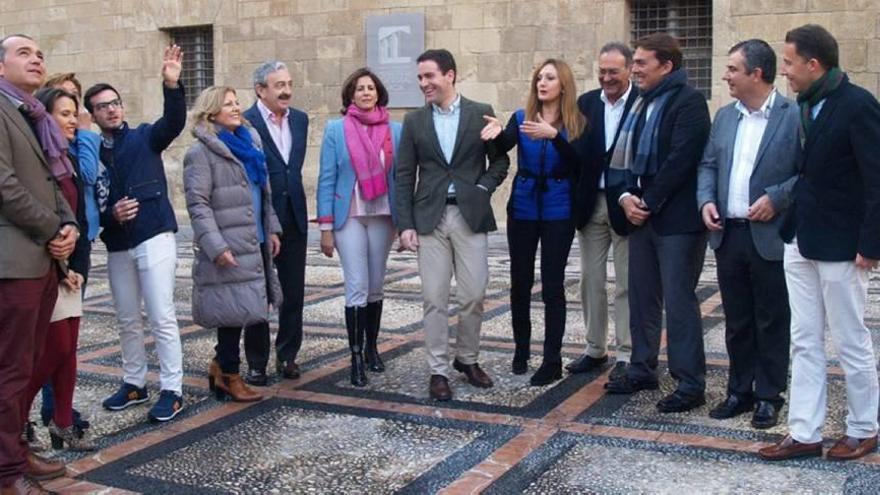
<box><xmin>484</xmin><ymin>430</ymin><xmax>880</xmax><ymax>495</ymax></box>
<box><xmin>79</xmin><ymin>397</ymin><xmax>520</xmax><ymax>494</ymax></box>
<box><xmin>300</xmin><ymin>341</ymin><xmax>605</xmax><ymax>418</ymax></box>
<box><xmin>41</xmin><ymin>371</ymin><xmax>217</xmax><ymax>464</ymax></box>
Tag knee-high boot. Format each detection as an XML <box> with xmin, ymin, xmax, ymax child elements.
<box><xmin>345</xmin><ymin>306</ymin><xmax>368</xmax><ymax>387</ymax></box>
<box><xmin>364</xmin><ymin>300</ymin><xmax>386</xmax><ymax>372</ymax></box>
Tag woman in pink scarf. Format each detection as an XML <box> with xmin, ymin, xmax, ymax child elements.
<box><xmin>316</xmin><ymin>68</ymin><xmax>402</xmax><ymax>387</ymax></box>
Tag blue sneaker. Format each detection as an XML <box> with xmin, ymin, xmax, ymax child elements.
<box><xmin>148</xmin><ymin>390</ymin><xmax>184</xmax><ymax>422</ymax></box>
<box><xmin>102</xmin><ymin>383</ymin><xmax>149</xmax><ymax>411</ymax></box>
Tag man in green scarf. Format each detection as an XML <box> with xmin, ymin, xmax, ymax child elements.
<box><xmin>759</xmin><ymin>24</ymin><xmax>880</xmax><ymax>462</ymax></box>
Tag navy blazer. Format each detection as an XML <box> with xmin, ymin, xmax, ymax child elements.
<box><xmin>574</xmin><ymin>86</ymin><xmax>639</xmax><ymax>233</ymax></box>
<box><xmin>621</xmin><ymin>83</ymin><xmax>711</xmax><ymax>236</ymax></box>
<box><xmin>780</xmin><ymin>76</ymin><xmax>880</xmax><ymax>261</ymax></box>
<box><xmin>243</xmin><ymin>103</ymin><xmax>309</xmax><ymax>234</ymax></box>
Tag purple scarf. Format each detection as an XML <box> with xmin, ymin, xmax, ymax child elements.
<box><xmin>343</xmin><ymin>104</ymin><xmax>392</xmax><ymax>201</ymax></box>
<box><xmin>0</xmin><ymin>78</ymin><xmax>74</xmax><ymax>181</ymax></box>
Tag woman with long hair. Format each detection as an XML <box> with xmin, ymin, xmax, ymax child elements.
<box><xmin>184</xmin><ymin>86</ymin><xmax>282</xmax><ymax>402</ymax></box>
<box><xmin>316</xmin><ymin>68</ymin><xmax>401</xmax><ymax>386</ymax></box>
<box><xmin>21</xmin><ymin>87</ymin><xmax>95</xmax><ymax>450</ymax></box>
<box><xmin>482</xmin><ymin>59</ymin><xmax>586</xmax><ymax>386</ymax></box>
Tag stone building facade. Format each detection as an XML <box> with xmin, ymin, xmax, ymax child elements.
<box><xmin>2</xmin><ymin>0</ymin><xmax>878</xmax><ymax>219</ymax></box>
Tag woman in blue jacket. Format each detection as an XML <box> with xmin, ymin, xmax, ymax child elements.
<box><xmin>482</xmin><ymin>59</ymin><xmax>585</xmax><ymax>386</ymax></box>
<box><xmin>317</xmin><ymin>68</ymin><xmax>401</xmax><ymax>387</ymax></box>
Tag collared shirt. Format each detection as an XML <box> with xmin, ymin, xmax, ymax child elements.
<box><xmin>257</xmin><ymin>99</ymin><xmax>291</xmax><ymax>164</ymax></box>
<box><xmin>432</xmin><ymin>93</ymin><xmax>461</xmax><ymax>196</ymax></box>
<box><xmin>811</xmin><ymin>98</ymin><xmax>826</xmax><ymax>120</ymax></box>
<box><xmin>599</xmin><ymin>83</ymin><xmax>632</xmax><ymax>189</ymax></box>
<box><xmin>727</xmin><ymin>89</ymin><xmax>776</xmax><ymax>219</ymax></box>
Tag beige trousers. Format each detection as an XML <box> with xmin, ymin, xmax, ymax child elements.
<box><xmin>578</xmin><ymin>192</ymin><xmax>631</xmax><ymax>361</ymax></box>
<box><xmin>418</xmin><ymin>205</ymin><xmax>489</xmax><ymax>377</ymax></box>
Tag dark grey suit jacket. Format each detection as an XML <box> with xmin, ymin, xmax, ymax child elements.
<box><xmin>395</xmin><ymin>96</ymin><xmax>510</xmax><ymax>235</ymax></box>
<box><xmin>696</xmin><ymin>92</ymin><xmax>800</xmax><ymax>261</ymax></box>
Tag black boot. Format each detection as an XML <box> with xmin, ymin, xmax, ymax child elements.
<box><xmin>345</xmin><ymin>306</ymin><xmax>368</xmax><ymax>387</ymax></box>
<box><xmin>364</xmin><ymin>300</ymin><xmax>386</xmax><ymax>372</ymax></box>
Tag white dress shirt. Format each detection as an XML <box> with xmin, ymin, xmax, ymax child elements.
<box><xmin>257</xmin><ymin>99</ymin><xmax>291</xmax><ymax>164</ymax></box>
<box><xmin>599</xmin><ymin>83</ymin><xmax>632</xmax><ymax>189</ymax></box>
<box><xmin>726</xmin><ymin>90</ymin><xmax>776</xmax><ymax>219</ymax></box>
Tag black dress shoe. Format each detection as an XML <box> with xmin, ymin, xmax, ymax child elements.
<box><xmin>276</xmin><ymin>360</ymin><xmax>301</xmax><ymax>379</ymax></box>
<box><xmin>604</xmin><ymin>375</ymin><xmax>659</xmax><ymax>394</ymax></box>
<box><xmin>529</xmin><ymin>361</ymin><xmax>562</xmax><ymax>386</ymax></box>
<box><xmin>709</xmin><ymin>395</ymin><xmax>754</xmax><ymax>419</ymax></box>
<box><xmin>244</xmin><ymin>369</ymin><xmax>268</xmax><ymax>387</ymax></box>
<box><xmin>609</xmin><ymin>361</ymin><xmax>628</xmax><ymax>382</ymax></box>
<box><xmin>565</xmin><ymin>354</ymin><xmax>608</xmax><ymax>374</ymax></box>
<box><xmin>656</xmin><ymin>391</ymin><xmax>706</xmax><ymax>413</ymax></box>
<box><xmin>751</xmin><ymin>400</ymin><xmax>780</xmax><ymax>429</ymax></box>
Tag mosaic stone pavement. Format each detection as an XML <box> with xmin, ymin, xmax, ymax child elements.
<box><xmin>33</xmin><ymin>227</ymin><xmax>880</xmax><ymax>494</ymax></box>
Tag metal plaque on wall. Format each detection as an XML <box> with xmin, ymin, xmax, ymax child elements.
<box><xmin>366</xmin><ymin>13</ymin><xmax>425</xmax><ymax>108</ymax></box>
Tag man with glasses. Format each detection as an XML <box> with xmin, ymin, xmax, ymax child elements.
<box><xmin>83</xmin><ymin>45</ymin><xmax>187</xmax><ymax>423</ymax></box>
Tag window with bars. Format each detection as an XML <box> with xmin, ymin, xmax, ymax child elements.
<box><xmin>163</xmin><ymin>25</ymin><xmax>214</xmax><ymax>107</ymax></box>
<box><xmin>630</xmin><ymin>0</ymin><xmax>713</xmax><ymax>99</ymax></box>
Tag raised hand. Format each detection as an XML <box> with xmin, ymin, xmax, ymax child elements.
<box><xmin>520</xmin><ymin>114</ymin><xmax>558</xmax><ymax>140</ymax></box>
<box><xmin>162</xmin><ymin>44</ymin><xmax>183</xmax><ymax>87</ymax></box>
<box><xmin>480</xmin><ymin>115</ymin><xmax>503</xmax><ymax>141</ymax></box>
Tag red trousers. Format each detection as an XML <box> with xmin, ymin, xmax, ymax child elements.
<box><xmin>23</xmin><ymin>317</ymin><xmax>80</xmax><ymax>429</ymax></box>
<box><xmin>0</xmin><ymin>270</ymin><xmax>57</xmax><ymax>485</ymax></box>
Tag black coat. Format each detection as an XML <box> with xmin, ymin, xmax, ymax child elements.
<box><xmin>780</xmin><ymin>76</ymin><xmax>880</xmax><ymax>261</ymax></box>
<box><xmin>617</xmin><ymin>83</ymin><xmax>711</xmax><ymax>236</ymax></box>
<box><xmin>574</xmin><ymin>87</ymin><xmax>639</xmax><ymax>233</ymax></box>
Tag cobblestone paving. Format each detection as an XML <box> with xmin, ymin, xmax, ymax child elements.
<box><xmin>32</xmin><ymin>227</ymin><xmax>880</xmax><ymax>494</ymax></box>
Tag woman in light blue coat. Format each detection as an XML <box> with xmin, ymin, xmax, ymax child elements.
<box><xmin>317</xmin><ymin>68</ymin><xmax>401</xmax><ymax>387</ymax></box>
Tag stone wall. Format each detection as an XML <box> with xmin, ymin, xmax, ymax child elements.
<box><xmin>1</xmin><ymin>0</ymin><xmax>878</xmax><ymax>221</ymax></box>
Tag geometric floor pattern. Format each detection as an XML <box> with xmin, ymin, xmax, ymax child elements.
<box><xmin>32</xmin><ymin>226</ymin><xmax>880</xmax><ymax>494</ymax></box>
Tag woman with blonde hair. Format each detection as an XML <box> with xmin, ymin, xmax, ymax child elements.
<box><xmin>482</xmin><ymin>58</ymin><xmax>586</xmax><ymax>386</ymax></box>
<box><xmin>184</xmin><ymin>86</ymin><xmax>282</xmax><ymax>402</ymax></box>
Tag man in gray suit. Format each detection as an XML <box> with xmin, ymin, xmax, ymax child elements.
<box><xmin>697</xmin><ymin>39</ymin><xmax>800</xmax><ymax>429</ymax></box>
<box><xmin>396</xmin><ymin>49</ymin><xmax>509</xmax><ymax>401</ymax></box>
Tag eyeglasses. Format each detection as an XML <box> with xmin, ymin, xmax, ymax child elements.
<box><xmin>93</xmin><ymin>99</ymin><xmax>122</xmax><ymax>112</ymax></box>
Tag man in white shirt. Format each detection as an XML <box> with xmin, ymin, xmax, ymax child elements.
<box><xmin>243</xmin><ymin>61</ymin><xmax>310</xmax><ymax>385</ymax></box>
<box><xmin>696</xmin><ymin>39</ymin><xmax>800</xmax><ymax>429</ymax></box>
<box><xmin>567</xmin><ymin>42</ymin><xmax>639</xmax><ymax>380</ymax></box>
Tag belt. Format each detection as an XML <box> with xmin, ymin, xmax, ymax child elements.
<box><xmin>726</xmin><ymin>218</ymin><xmax>750</xmax><ymax>228</ymax></box>
<box><xmin>445</xmin><ymin>196</ymin><xmax>457</xmax><ymax>205</ymax></box>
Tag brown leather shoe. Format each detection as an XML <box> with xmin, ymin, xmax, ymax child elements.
<box><xmin>758</xmin><ymin>435</ymin><xmax>823</xmax><ymax>461</ymax></box>
<box><xmin>25</xmin><ymin>453</ymin><xmax>65</xmax><ymax>481</ymax></box>
<box><xmin>826</xmin><ymin>435</ymin><xmax>878</xmax><ymax>460</ymax></box>
<box><xmin>452</xmin><ymin>359</ymin><xmax>493</xmax><ymax>388</ymax></box>
<box><xmin>276</xmin><ymin>360</ymin><xmax>301</xmax><ymax>379</ymax></box>
<box><xmin>222</xmin><ymin>373</ymin><xmax>263</xmax><ymax>402</ymax></box>
<box><xmin>1</xmin><ymin>476</ymin><xmax>54</xmax><ymax>495</ymax></box>
<box><xmin>429</xmin><ymin>375</ymin><xmax>452</xmax><ymax>401</ymax></box>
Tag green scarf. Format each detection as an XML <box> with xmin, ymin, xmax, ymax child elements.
<box><xmin>797</xmin><ymin>67</ymin><xmax>844</xmax><ymax>139</ymax></box>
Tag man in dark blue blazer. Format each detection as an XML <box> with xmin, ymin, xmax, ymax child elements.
<box><xmin>243</xmin><ymin>61</ymin><xmax>309</xmax><ymax>384</ymax></box>
<box><xmin>603</xmin><ymin>34</ymin><xmax>711</xmax><ymax>414</ymax></box>
<box><xmin>566</xmin><ymin>42</ymin><xmax>639</xmax><ymax>381</ymax></box>
<box><xmin>759</xmin><ymin>24</ymin><xmax>880</xmax><ymax>462</ymax></box>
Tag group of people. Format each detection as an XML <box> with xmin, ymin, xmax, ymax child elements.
<box><xmin>0</xmin><ymin>19</ymin><xmax>878</xmax><ymax>494</ymax></box>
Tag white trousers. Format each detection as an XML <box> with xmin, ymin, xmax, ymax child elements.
<box><xmin>784</xmin><ymin>241</ymin><xmax>878</xmax><ymax>443</ymax></box>
<box><xmin>334</xmin><ymin>215</ymin><xmax>395</xmax><ymax>307</ymax></box>
<box><xmin>107</xmin><ymin>232</ymin><xmax>183</xmax><ymax>393</ymax></box>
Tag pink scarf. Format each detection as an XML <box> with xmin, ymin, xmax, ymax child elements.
<box><xmin>343</xmin><ymin>104</ymin><xmax>393</xmax><ymax>201</ymax></box>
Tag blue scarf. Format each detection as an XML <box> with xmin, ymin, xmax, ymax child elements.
<box><xmin>610</xmin><ymin>68</ymin><xmax>688</xmax><ymax>177</ymax></box>
<box><xmin>217</xmin><ymin>126</ymin><xmax>267</xmax><ymax>186</ymax></box>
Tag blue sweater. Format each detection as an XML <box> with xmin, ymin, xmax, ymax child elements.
<box><xmin>498</xmin><ymin>109</ymin><xmax>578</xmax><ymax>221</ymax></box>
<box><xmin>99</xmin><ymin>85</ymin><xmax>187</xmax><ymax>252</ymax></box>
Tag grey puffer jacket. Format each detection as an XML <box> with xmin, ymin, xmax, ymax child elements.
<box><xmin>184</xmin><ymin>123</ymin><xmax>282</xmax><ymax>328</ymax></box>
